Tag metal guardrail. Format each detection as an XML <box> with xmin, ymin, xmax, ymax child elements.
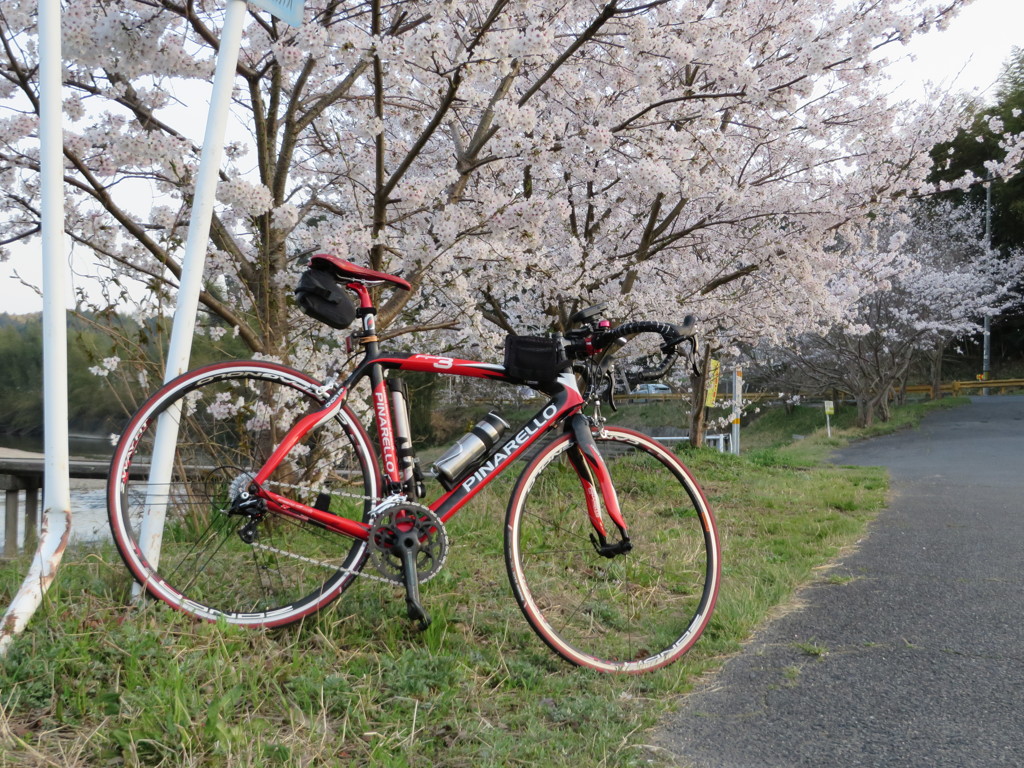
<box><xmin>626</xmin><ymin>380</ymin><xmax>1024</xmax><ymax>404</ymax></box>
<box><xmin>622</xmin><ymin>391</ymin><xmax>778</xmax><ymax>403</ymax></box>
<box><xmin>905</xmin><ymin>379</ymin><xmax>1024</xmax><ymax>397</ymax></box>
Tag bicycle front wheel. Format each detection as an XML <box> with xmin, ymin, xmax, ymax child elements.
<box><xmin>505</xmin><ymin>426</ymin><xmax>720</xmax><ymax>673</ymax></box>
<box><xmin>108</xmin><ymin>361</ymin><xmax>381</xmax><ymax>627</ymax></box>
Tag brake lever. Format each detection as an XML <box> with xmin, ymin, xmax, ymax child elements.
<box><xmin>606</xmin><ymin>365</ymin><xmax>618</xmax><ymax>412</ymax></box>
<box><xmin>686</xmin><ymin>337</ymin><xmax>702</xmax><ymax>378</ymax></box>
<box><xmin>596</xmin><ymin>338</ymin><xmax>627</xmax><ymax>411</ymax></box>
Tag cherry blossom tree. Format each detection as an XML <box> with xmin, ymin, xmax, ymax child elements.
<box><xmin>766</xmin><ymin>201</ymin><xmax>1024</xmax><ymax>426</ymax></box>
<box><xmin>0</xmin><ymin>0</ymin><xmax>1017</xmax><ymax>392</ymax></box>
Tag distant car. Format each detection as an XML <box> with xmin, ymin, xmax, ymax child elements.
<box><xmin>632</xmin><ymin>383</ymin><xmax>672</xmax><ymax>395</ymax></box>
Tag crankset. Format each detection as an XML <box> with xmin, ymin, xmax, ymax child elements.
<box><xmin>367</xmin><ymin>502</ymin><xmax>449</xmax><ymax>631</ymax></box>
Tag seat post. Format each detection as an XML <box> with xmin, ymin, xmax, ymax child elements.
<box><xmin>347</xmin><ymin>281</ymin><xmax>380</xmax><ymax>355</ymax></box>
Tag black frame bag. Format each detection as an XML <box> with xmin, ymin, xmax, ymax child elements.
<box><xmin>503</xmin><ymin>334</ymin><xmax>570</xmax><ymax>384</ymax></box>
<box><xmin>294</xmin><ymin>268</ymin><xmax>357</xmax><ymax>330</ymax></box>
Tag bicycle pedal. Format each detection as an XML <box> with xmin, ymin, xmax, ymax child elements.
<box><xmin>406</xmin><ymin>598</ymin><xmax>431</xmax><ymax>632</ymax></box>
<box><xmin>313</xmin><ymin>492</ymin><xmax>331</xmax><ymax>511</ymax></box>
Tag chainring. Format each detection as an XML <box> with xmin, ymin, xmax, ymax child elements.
<box><xmin>367</xmin><ymin>502</ymin><xmax>449</xmax><ymax>585</ymax></box>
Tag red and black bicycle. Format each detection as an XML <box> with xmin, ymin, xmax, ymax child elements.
<box><xmin>107</xmin><ymin>254</ymin><xmax>720</xmax><ymax>673</ymax></box>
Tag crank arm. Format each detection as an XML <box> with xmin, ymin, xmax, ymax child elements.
<box><xmin>399</xmin><ymin>545</ymin><xmax>431</xmax><ymax>631</ymax></box>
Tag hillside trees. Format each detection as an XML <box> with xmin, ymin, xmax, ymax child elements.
<box><xmin>930</xmin><ymin>46</ymin><xmax>1024</xmax><ymax>253</ymax></box>
<box><xmin>0</xmin><ymin>312</ymin><xmax>251</xmax><ymax>435</ymax></box>
<box><xmin>926</xmin><ymin>47</ymin><xmax>1024</xmax><ymax>371</ymax></box>
<box><xmin>0</xmin><ymin>312</ymin><xmax>142</xmax><ymax>435</ymax></box>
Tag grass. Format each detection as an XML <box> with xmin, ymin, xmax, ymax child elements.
<box><xmin>793</xmin><ymin>640</ymin><xmax>829</xmax><ymax>658</ymax></box>
<box><xmin>0</xmin><ymin>398</ymin><xmax>962</xmax><ymax>767</ymax></box>
<box><xmin>741</xmin><ymin>397</ymin><xmax>968</xmax><ymax>465</ymax></box>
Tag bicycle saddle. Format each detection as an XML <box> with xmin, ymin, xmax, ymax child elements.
<box><xmin>310</xmin><ymin>253</ymin><xmax>412</xmax><ymax>291</ymax></box>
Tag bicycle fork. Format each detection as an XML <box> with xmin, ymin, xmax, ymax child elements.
<box><xmin>564</xmin><ymin>414</ymin><xmax>632</xmax><ymax>558</ymax></box>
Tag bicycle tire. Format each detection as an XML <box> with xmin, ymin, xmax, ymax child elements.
<box><xmin>504</xmin><ymin>426</ymin><xmax>720</xmax><ymax>673</ymax></box>
<box><xmin>107</xmin><ymin>361</ymin><xmax>381</xmax><ymax>627</ymax></box>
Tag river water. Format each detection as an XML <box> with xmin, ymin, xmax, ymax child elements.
<box><xmin>0</xmin><ymin>434</ymin><xmax>114</xmax><ymax>551</ymax></box>
<box><xmin>0</xmin><ymin>482</ymin><xmax>110</xmax><ymax>552</ymax></box>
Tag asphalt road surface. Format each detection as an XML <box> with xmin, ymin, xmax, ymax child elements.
<box><xmin>654</xmin><ymin>395</ymin><xmax>1024</xmax><ymax>768</ymax></box>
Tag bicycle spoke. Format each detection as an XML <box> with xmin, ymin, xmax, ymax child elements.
<box><xmin>108</xmin><ymin>363</ymin><xmax>380</xmax><ymax>627</ymax></box>
<box><xmin>506</xmin><ymin>427</ymin><xmax>720</xmax><ymax>673</ymax></box>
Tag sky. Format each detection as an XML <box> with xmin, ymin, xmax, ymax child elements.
<box><xmin>2</xmin><ymin>0</ymin><xmax>1023</xmax><ymax>315</ymax></box>
<box><xmin>884</xmin><ymin>0</ymin><xmax>1024</xmax><ymax>103</ymax></box>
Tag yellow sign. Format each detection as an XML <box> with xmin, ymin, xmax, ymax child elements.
<box><xmin>824</xmin><ymin>400</ymin><xmax>834</xmax><ymax>416</ymax></box>
<box><xmin>705</xmin><ymin>360</ymin><xmax>721</xmax><ymax>407</ymax></box>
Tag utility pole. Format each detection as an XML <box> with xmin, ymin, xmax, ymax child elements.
<box><xmin>0</xmin><ymin>0</ymin><xmax>72</xmax><ymax>656</ymax></box>
<box><xmin>983</xmin><ymin>182</ymin><xmax>992</xmax><ymax>396</ymax></box>
<box><xmin>137</xmin><ymin>0</ymin><xmax>305</xmax><ymax>585</ymax></box>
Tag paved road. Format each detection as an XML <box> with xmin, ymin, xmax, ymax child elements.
<box><xmin>654</xmin><ymin>396</ymin><xmax>1024</xmax><ymax>768</ymax></box>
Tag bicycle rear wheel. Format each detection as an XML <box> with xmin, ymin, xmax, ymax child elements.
<box><xmin>108</xmin><ymin>361</ymin><xmax>381</xmax><ymax>627</ymax></box>
<box><xmin>505</xmin><ymin>426</ymin><xmax>720</xmax><ymax>673</ymax></box>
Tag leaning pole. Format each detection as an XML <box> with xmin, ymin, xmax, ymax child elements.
<box><xmin>133</xmin><ymin>0</ymin><xmax>249</xmax><ymax>583</ymax></box>
<box><xmin>134</xmin><ymin>0</ymin><xmax>305</xmax><ymax>586</ymax></box>
<box><xmin>0</xmin><ymin>0</ymin><xmax>73</xmax><ymax>656</ymax></box>
<box><xmin>0</xmin><ymin>0</ymin><xmax>307</xmax><ymax>651</ymax></box>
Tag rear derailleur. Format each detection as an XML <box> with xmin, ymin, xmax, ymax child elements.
<box><xmin>230</xmin><ymin>493</ymin><xmax>267</xmax><ymax>544</ymax></box>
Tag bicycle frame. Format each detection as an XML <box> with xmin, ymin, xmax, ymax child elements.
<box><xmin>248</xmin><ymin>280</ymin><xmax>626</xmax><ymax>546</ymax></box>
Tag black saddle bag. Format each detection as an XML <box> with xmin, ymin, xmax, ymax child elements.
<box><xmin>294</xmin><ymin>268</ymin><xmax>357</xmax><ymax>330</ymax></box>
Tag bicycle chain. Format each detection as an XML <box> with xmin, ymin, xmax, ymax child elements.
<box><xmin>261</xmin><ymin>477</ymin><xmax>375</xmax><ymax>504</ymax></box>
<box><xmin>249</xmin><ymin>541</ymin><xmax>399</xmax><ymax>586</ymax></box>
<box><xmin>248</xmin><ymin>485</ymin><xmax>417</xmax><ymax>586</ymax></box>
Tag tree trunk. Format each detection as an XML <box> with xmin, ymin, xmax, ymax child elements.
<box><xmin>878</xmin><ymin>388</ymin><xmax>893</xmax><ymax>422</ymax></box>
<box><xmin>930</xmin><ymin>338</ymin><xmax>944</xmax><ymax>400</ymax></box>
<box><xmin>861</xmin><ymin>389</ymin><xmax>889</xmax><ymax>426</ymax></box>
<box><xmin>688</xmin><ymin>345</ymin><xmax>712</xmax><ymax>447</ymax></box>
<box><xmin>893</xmin><ymin>377</ymin><xmax>906</xmax><ymax>407</ymax></box>
<box><xmin>855</xmin><ymin>395</ymin><xmax>873</xmax><ymax>428</ymax></box>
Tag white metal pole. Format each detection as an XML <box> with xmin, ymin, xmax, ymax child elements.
<box><xmin>136</xmin><ymin>0</ymin><xmax>248</xmax><ymax>575</ymax></box>
<box><xmin>0</xmin><ymin>0</ymin><xmax>72</xmax><ymax>656</ymax></box>
<box><xmin>731</xmin><ymin>367</ymin><xmax>742</xmax><ymax>456</ymax></box>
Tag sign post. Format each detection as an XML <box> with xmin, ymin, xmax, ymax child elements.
<box><xmin>0</xmin><ymin>0</ymin><xmax>73</xmax><ymax>657</ymax></box>
<box><xmin>824</xmin><ymin>400</ymin><xmax>834</xmax><ymax>438</ymax></box>
<box><xmin>248</xmin><ymin>0</ymin><xmax>306</xmax><ymax>26</ymax></box>
<box><xmin>731</xmin><ymin>367</ymin><xmax>742</xmax><ymax>455</ymax></box>
<box><xmin>3</xmin><ymin>0</ymin><xmax>311</xmax><ymax>649</ymax></box>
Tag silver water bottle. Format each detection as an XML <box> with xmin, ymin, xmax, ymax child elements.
<box><xmin>433</xmin><ymin>411</ymin><xmax>510</xmax><ymax>489</ymax></box>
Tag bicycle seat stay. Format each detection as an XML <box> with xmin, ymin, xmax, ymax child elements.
<box><xmin>310</xmin><ymin>253</ymin><xmax>412</xmax><ymax>291</ymax></box>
